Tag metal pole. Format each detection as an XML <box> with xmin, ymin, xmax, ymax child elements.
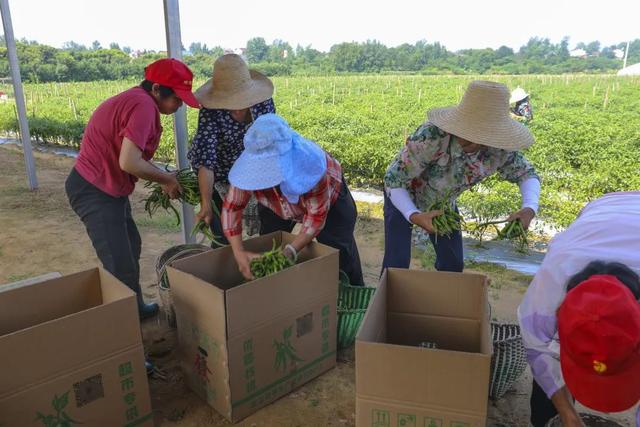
<box><xmin>0</xmin><ymin>0</ymin><xmax>37</xmax><ymax>190</ymax></box>
<box><xmin>163</xmin><ymin>0</ymin><xmax>194</xmax><ymax>243</ymax></box>
<box><xmin>623</xmin><ymin>41</ymin><xmax>630</xmax><ymax>69</ymax></box>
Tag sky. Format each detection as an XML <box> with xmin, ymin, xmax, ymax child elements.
<box><xmin>5</xmin><ymin>0</ymin><xmax>639</xmax><ymax>52</ymax></box>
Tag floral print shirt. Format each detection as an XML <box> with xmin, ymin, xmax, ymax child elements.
<box><xmin>187</xmin><ymin>98</ymin><xmax>276</xmax><ymax>184</ymax></box>
<box><xmin>384</xmin><ymin>122</ymin><xmax>539</xmax><ymax>210</ymax></box>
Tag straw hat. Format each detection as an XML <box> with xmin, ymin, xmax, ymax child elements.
<box><xmin>510</xmin><ymin>87</ymin><xmax>529</xmax><ymax>104</ymax></box>
<box><xmin>427</xmin><ymin>81</ymin><xmax>534</xmax><ymax>151</ymax></box>
<box><xmin>195</xmin><ymin>54</ymin><xmax>274</xmax><ymax>110</ymax></box>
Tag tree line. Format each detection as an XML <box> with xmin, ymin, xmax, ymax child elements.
<box><xmin>0</xmin><ymin>36</ymin><xmax>637</xmax><ymax>83</ymax></box>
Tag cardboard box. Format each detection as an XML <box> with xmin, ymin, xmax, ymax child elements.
<box><xmin>356</xmin><ymin>269</ymin><xmax>491</xmax><ymax>427</ymax></box>
<box><xmin>0</xmin><ymin>268</ymin><xmax>153</xmax><ymax>427</ymax></box>
<box><xmin>167</xmin><ymin>231</ymin><xmax>340</xmax><ymax>422</ymax></box>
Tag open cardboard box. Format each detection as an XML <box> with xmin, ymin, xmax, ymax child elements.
<box><xmin>0</xmin><ymin>268</ymin><xmax>152</xmax><ymax>427</ymax></box>
<box><xmin>356</xmin><ymin>268</ymin><xmax>491</xmax><ymax>427</ymax></box>
<box><xmin>167</xmin><ymin>231</ymin><xmax>340</xmax><ymax>422</ymax></box>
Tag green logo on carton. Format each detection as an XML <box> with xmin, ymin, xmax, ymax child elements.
<box><xmin>35</xmin><ymin>391</ymin><xmax>81</xmax><ymax>427</ymax></box>
<box><xmin>273</xmin><ymin>325</ymin><xmax>304</xmax><ymax>373</ymax></box>
<box><xmin>424</xmin><ymin>417</ymin><xmax>442</xmax><ymax>427</ymax></box>
<box><xmin>398</xmin><ymin>413</ymin><xmax>416</xmax><ymax>427</ymax></box>
<box><xmin>371</xmin><ymin>409</ymin><xmax>390</xmax><ymax>427</ymax></box>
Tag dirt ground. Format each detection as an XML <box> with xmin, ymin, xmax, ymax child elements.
<box><xmin>0</xmin><ymin>146</ymin><xmax>634</xmax><ymax>426</ymax></box>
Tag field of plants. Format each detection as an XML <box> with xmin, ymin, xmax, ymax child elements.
<box><xmin>1</xmin><ymin>74</ymin><xmax>638</xmax><ymax>229</ymax></box>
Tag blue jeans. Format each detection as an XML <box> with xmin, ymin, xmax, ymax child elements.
<box><xmin>381</xmin><ymin>193</ymin><xmax>463</xmax><ymax>273</ymax></box>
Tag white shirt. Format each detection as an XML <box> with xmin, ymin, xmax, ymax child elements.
<box><xmin>518</xmin><ymin>191</ymin><xmax>640</xmax><ymax>413</ymax></box>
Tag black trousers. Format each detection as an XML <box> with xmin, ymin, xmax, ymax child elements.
<box><xmin>208</xmin><ymin>189</ymin><xmax>230</xmax><ymax>246</ymax></box>
<box><xmin>258</xmin><ymin>179</ymin><xmax>365</xmax><ymax>286</ymax></box>
<box><xmin>65</xmin><ymin>168</ymin><xmax>145</xmax><ymax>306</ymax></box>
<box><xmin>530</xmin><ymin>379</ymin><xmax>560</xmax><ymax>427</ymax></box>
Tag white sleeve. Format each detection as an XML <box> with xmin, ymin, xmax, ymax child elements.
<box><xmin>386</xmin><ymin>187</ymin><xmax>420</xmax><ymax>223</ymax></box>
<box><xmin>519</xmin><ymin>177</ymin><xmax>541</xmax><ymax>213</ymax></box>
<box><xmin>518</xmin><ymin>253</ymin><xmax>571</xmax><ymax>399</ymax></box>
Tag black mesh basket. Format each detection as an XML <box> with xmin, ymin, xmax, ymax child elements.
<box><xmin>489</xmin><ymin>322</ymin><xmax>528</xmax><ymax>400</ymax></box>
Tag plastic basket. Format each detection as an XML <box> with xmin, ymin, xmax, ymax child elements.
<box><xmin>489</xmin><ymin>322</ymin><xmax>528</xmax><ymax>400</ymax></box>
<box><xmin>337</xmin><ymin>272</ymin><xmax>375</xmax><ymax>350</ymax></box>
<box><xmin>156</xmin><ymin>244</ymin><xmax>210</xmax><ymax>327</ymax></box>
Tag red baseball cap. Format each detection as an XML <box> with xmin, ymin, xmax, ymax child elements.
<box><xmin>144</xmin><ymin>58</ymin><xmax>200</xmax><ymax>108</ymax></box>
<box><xmin>558</xmin><ymin>274</ymin><xmax>640</xmax><ymax>412</ymax></box>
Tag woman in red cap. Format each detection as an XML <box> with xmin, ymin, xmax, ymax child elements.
<box><xmin>518</xmin><ymin>191</ymin><xmax>640</xmax><ymax>426</ymax></box>
<box><xmin>65</xmin><ymin>58</ymin><xmax>200</xmax><ymax>326</ymax></box>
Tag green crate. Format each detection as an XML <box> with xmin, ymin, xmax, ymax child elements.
<box><xmin>337</xmin><ymin>272</ymin><xmax>376</xmax><ymax>350</ymax></box>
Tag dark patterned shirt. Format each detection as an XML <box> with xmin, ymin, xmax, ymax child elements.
<box><xmin>187</xmin><ymin>98</ymin><xmax>276</xmax><ymax>183</ymax></box>
<box><xmin>512</xmin><ymin>98</ymin><xmax>533</xmax><ymax>121</ymax></box>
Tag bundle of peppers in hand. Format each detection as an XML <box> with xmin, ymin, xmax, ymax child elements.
<box><xmin>473</xmin><ymin>217</ymin><xmax>530</xmax><ymax>253</ymax></box>
<box><xmin>250</xmin><ymin>239</ymin><xmax>295</xmax><ymax>279</ymax></box>
<box><xmin>427</xmin><ymin>195</ymin><xmax>465</xmax><ymax>242</ymax></box>
<box><xmin>143</xmin><ymin>168</ymin><xmax>222</xmax><ymax>245</ymax></box>
<box><xmin>496</xmin><ymin>218</ymin><xmax>529</xmax><ymax>253</ymax></box>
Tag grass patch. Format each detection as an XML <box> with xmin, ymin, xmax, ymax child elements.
<box><xmin>466</xmin><ymin>259</ymin><xmax>532</xmax><ymax>291</ymax></box>
<box><xmin>355</xmin><ymin>200</ymin><xmax>383</xmax><ymax>220</ymax></box>
<box><xmin>415</xmin><ymin>244</ymin><xmax>532</xmax><ymax>292</ymax></box>
<box><xmin>136</xmin><ymin>211</ymin><xmax>181</xmax><ymax>233</ymax></box>
<box><xmin>7</xmin><ymin>273</ymin><xmax>30</xmax><ymax>282</ymax></box>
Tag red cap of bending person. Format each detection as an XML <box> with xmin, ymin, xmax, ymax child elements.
<box><xmin>144</xmin><ymin>58</ymin><xmax>200</xmax><ymax>108</ymax></box>
<box><xmin>558</xmin><ymin>274</ymin><xmax>640</xmax><ymax>412</ymax></box>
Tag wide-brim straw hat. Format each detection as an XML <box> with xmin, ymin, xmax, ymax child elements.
<box><xmin>427</xmin><ymin>81</ymin><xmax>534</xmax><ymax>151</ymax></box>
<box><xmin>510</xmin><ymin>87</ymin><xmax>529</xmax><ymax>104</ymax></box>
<box><xmin>195</xmin><ymin>54</ymin><xmax>274</xmax><ymax>110</ymax></box>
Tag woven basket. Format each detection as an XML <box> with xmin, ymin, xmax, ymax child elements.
<box><xmin>156</xmin><ymin>244</ymin><xmax>210</xmax><ymax>327</ymax></box>
<box><xmin>337</xmin><ymin>272</ymin><xmax>375</xmax><ymax>350</ymax></box>
<box><xmin>545</xmin><ymin>413</ymin><xmax>623</xmax><ymax>427</ymax></box>
<box><xmin>489</xmin><ymin>322</ymin><xmax>528</xmax><ymax>400</ymax></box>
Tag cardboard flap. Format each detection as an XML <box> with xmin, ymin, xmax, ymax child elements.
<box><xmin>169</xmin><ymin>248</ymin><xmax>243</xmax><ymax>291</ymax></box>
<box><xmin>356</xmin><ymin>340</ymin><xmax>490</xmax><ymax>414</ymax></box>
<box><xmin>387</xmin><ymin>313</ymin><xmax>483</xmax><ymax>353</ymax></box>
<box><xmin>99</xmin><ymin>268</ymin><xmax>136</xmax><ymax>303</ymax></box>
<box><xmin>0</xmin><ymin>269</ymin><xmax>105</xmax><ymax>336</ymax></box>
<box><xmin>386</xmin><ymin>269</ymin><xmax>488</xmax><ymax>320</ymax></box>
<box><xmin>357</xmin><ymin>269</ymin><xmax>388</xmax><ymax>343</ymax></box>
<box><xmin>0</xmin><ymin>296</ymin><xmax>140</xmax><ymax>396</ymax></box>
<box><xmin>242</xmin><ymin>231</ymin><xmax>337</xmax><ymax>265</ymax></box>
<box><xmin>167</xmin><ymin>265</ymin><xmax>228</xmax><ymax>343</ymax></box>
<box><xmin>225</xmin><ymin>236</ymin><xmax>339</xmax><ymax>339</ymax></box>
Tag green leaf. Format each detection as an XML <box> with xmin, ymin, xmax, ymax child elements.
<box><xmin>52</xmin><ymin>394</ymin><xmax>61</xmax><ymax>412</ymax></box>
<box><xmin>58</xmin><ymin>391</ymin><xmax>70</xmax><ymax>411</ymax></box>
<box><xmin>43</xmin><ymin>415</ymin><xmax>56</xmax><ymax>427</ymax></box>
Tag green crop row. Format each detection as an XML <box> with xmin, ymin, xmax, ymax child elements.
<box><xmin>1</xmin><ymin>74</ymin><xmax>638</xmax><ymax>229</ymax></box>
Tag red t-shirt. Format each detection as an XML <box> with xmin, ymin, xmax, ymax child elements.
<box><xmin>75</xmin><ymin>87</ymin><xmax>163</xmax><ymax>197</ymax></box>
